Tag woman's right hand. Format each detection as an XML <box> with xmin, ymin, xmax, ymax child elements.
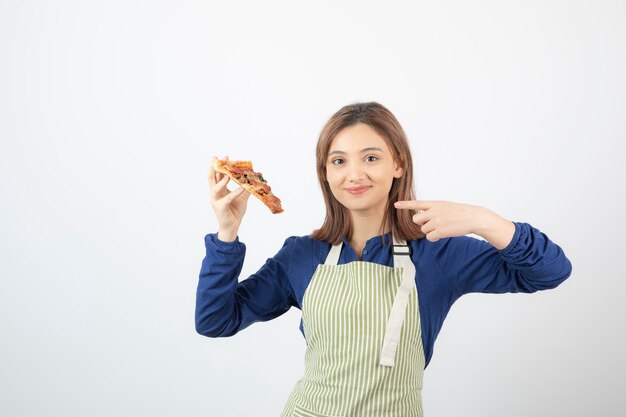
<box><xmin>208</xmin><ymin>156</ymin><xmax>251</xmax><ymax>242</ymax></box>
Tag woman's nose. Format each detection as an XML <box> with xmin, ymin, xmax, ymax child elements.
<box><xmin>347</xmin><ymin>161</ymin><xmax>366</xmax><ymax>182</ymax></box>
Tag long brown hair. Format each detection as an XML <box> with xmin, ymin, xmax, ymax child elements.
<box><xmin>311</xmin><ymin>102</ymin><xmax>425</xmax><ymax>244</ymax></box>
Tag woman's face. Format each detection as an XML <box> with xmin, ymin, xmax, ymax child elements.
<box><xmin>325</xmin><ymin>123</ymin><xmax>403</xmax><ymax>217</ymax></box>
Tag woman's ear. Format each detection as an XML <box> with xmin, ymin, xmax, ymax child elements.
<box><xmin>393</xmin><ymin>160</ymin><xmax>404</xmax><ymax>178</ymax></box>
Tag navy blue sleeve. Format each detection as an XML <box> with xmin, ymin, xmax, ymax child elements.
<box><xmin>195</xmin><ymin>234</ymin><xmax>298</xmax><ymax>337</ymax></box>
<box><xmin>450</xmin><ymin>222</ymin><xmax>573</xmax><ymax>295</ymax></box>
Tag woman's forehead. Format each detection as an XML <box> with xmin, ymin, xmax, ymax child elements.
<box><xmin>329</xmin><ymin>124</ymin><xmax>391</xmax><ymax>153</ymax></box>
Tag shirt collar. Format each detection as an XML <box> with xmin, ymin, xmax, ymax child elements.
<box><xmin>340</xmin><ymin>232</ymin><xmax>392</xmax><ymax>249</ymax></box>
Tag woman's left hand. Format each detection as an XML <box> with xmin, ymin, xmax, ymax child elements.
<box><xmin>394</xmin><ymin>200</ymin><xmax>515</xmax><ymax>249</ymax></box>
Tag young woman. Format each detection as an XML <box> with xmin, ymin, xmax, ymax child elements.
<box><xmin>196</xmin><ymin>102</ymin><xmax>572</xmax><ymax>417</ymax></box>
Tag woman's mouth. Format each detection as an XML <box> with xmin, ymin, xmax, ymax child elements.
<box><xmin>345</xmin><ymin>185</ymin><xmax>371</xmax><ymax>195</ymax></box>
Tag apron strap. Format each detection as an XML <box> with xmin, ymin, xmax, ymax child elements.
<box><xmin>324</xmin><ymin>242</ymin><xmax>342</xmax><ymax>265</ymax></box>
<box><xmin>379</xmin><ymin>237</ymin><xmax>416</xmax><ymax>367</ymax></box>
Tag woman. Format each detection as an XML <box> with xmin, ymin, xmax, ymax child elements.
<box><xmin>196</xmin><ymin>102</ymin><xmax>572</xmax><ymax>417</ymax></box>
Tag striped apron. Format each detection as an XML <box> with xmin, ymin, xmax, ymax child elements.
<box><xmin>280</xmin><ymin>239</ymin><xmax>425</xmax><ymax>417</ymax></box>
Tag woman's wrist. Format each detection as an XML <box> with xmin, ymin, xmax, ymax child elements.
<box><xmin>474</xmin><ymin>207</ymin><xmax>516</xmax><ymax>250</ymax></box>
<box><xmin>217</xmin><ymin>229</ymin><xmax>238</xmax><ymax>242</ymax></box>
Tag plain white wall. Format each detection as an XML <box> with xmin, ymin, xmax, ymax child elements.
<box><xmin>1</xmin><ymin>0</ymin><xmax>624</xmax><ymax>416</ymax></box>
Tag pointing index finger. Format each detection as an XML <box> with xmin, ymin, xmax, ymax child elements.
<box><xmin>394</xmin><ymin>200</ymin><xmax>432</xmax><ymax>210</ymax></box>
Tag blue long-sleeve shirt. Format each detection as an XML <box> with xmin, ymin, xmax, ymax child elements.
<box><xmin>195</xmin><ymin>221</ymin><xmax>572</xmax><ymax>368</ymax></box>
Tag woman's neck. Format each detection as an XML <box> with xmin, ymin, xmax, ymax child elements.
<box><xmin>349</xmin><ymin>210</ymin><xmax>388</xmax><ymax>260</ymax></box>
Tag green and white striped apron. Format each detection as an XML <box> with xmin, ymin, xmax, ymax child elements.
<box><xmin>280</xmin><ymin>239</ymin><xmax>425</xmax><ymax>417</ymax></box>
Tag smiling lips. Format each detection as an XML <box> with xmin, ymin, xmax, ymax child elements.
<box><xmin>344</xmin><ymin>185</ymin><xmax>372</xmax><ymax>195</ymax></box>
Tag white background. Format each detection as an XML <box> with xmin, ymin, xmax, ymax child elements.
<box><xmin>1</xmin><ymin>1</ymin><xmax>625</xmax><ymax>416</ymax></box>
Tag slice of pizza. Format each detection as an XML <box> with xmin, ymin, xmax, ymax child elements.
<box><xmin>212</xmin><ymin>158</ymin><xmax>284</xmax><ymax>214</ymax></box>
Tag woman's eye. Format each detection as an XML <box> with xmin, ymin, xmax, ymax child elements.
<box><xmin>331</xmin><ymin>158</ymin><xmax>344</xmax><ymax>165</ymax></box>
<box><xmin>365</xmin><ymin>155</ymin><xmax>379</xmax><ymax>162</ymax></box>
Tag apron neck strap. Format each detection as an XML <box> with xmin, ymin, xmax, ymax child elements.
<box><xmin>381</xmin><ymin>236</ymin><xmax>415</xmax><ymax>367</ymax></box>
<box><xmin>324</xmin><ymin>242</ymin><xmax>342</xmax><ymax>265</ymax></box>
<box><xmin>392</xmin><ymin>237</ymin><xmax>412</xmax><ymax>265</ymax></box>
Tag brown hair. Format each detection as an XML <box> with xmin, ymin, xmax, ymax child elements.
<box><xmin>311</xmin><ymin>102</ymin><xmax>425</xmax><ymax>244</ymax></box>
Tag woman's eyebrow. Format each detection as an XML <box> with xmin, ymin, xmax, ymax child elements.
<box><xmin>328</xmin><ymin>147</ymin><xmax>384</xmax><ymax>156</ymax></box>
<box><xmin>360</xmin><ymin>147</ymin><xmax>384</xmax><ymax>153</ymax></box>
